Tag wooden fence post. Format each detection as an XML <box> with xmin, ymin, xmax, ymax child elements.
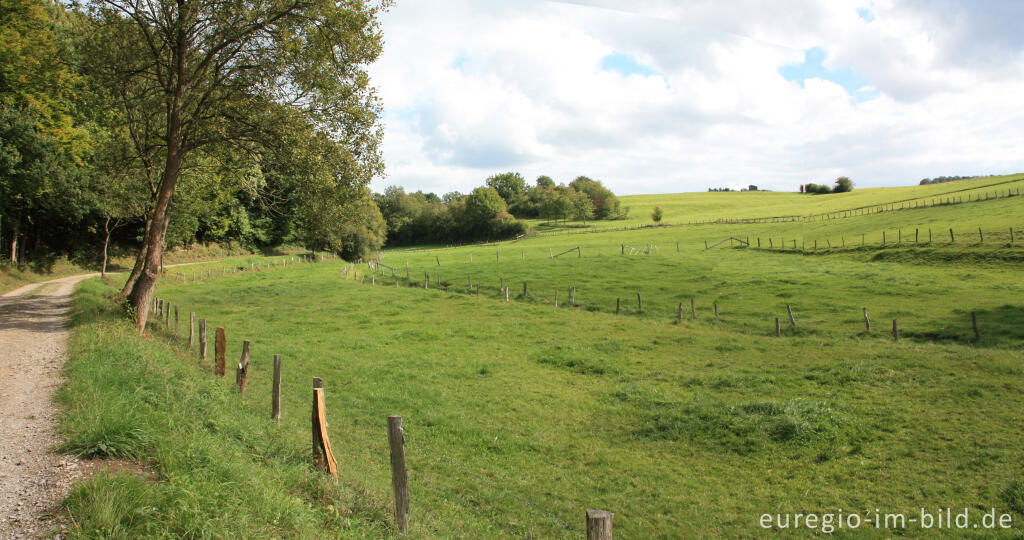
<box><xmin>215</xmin><ymin>327</ymin><xmax>226</xmax><ymax>376</ymax></box>
<box><xmin>236</xmin><ymin>340</ymin><xmax>251</xmax><ymax>392</ymax></box>
<box><xmin>272</xmin><ymin>354</ymin><xmax>282</xmax><ymax>422</ymax></box>
<box><xmin>311</xmin><ymin>378</ymin><xmax>338</xmax><ymax>478</ymax></box>
<box><xmin>787</xmin><ymin>304</ymin><xmax>796</xmax><ymax>326</ymax></box>
<box><xmin>949</xmin><ymin>228</ymin><xmax>954</xmax><ymax>242</ymax></box>
<box><xmin>713</xmin><ymin>302</ymin><xmax>718</xmax><ymax>318</ymax></box>
<box><xmin>554</xmin><ymin>291</ymin><xmax>558</xmax><ymax>308</ymax></box>
<box><xmin>979</xmin><ymin>227</ymin><xmax>984</xmax><ymax>243</ymax></box>
<box><xmin>637</xmin><ymin>293</ymin><xmax>642</xmax><ymax>313</ymax></box>
<box><xmin>199</xmin><ymin>319</ymin><xmax>207</xmax><ymax>360</ymax></box>
<box><xmin>174</xmin><ymin>307</ymin><xmax>178</xmax><ymax>334</ymax></box>
<box><xmin>929</xmin><ymin>229</ymin><xmax>932</xmax><ymax>242</ymax></box>
<box><xmin>189</xmin><ymin>312</ymin><xmax>195</xmax><ymax>348</ymax></box>
<box><xmin>523</xmin><ymin>281</ymin><xmax>527</xmax><ymax>297</ymax></box>
<box><xmin>586</xmin><ymin>509</ymin><xmax>613</xmax><ymax>540</ymax></box>
<box><xmin>387</xmin><ymin>416</ymin><xmax>409</xmax><ymax>533</ymax></box>
<box><xmin>892</xmin><ymin>319</ymin><xmax>899</xmax><ymax>341</ymax></box>
<box><xmin>863</xmin><ymin>308</ymin><xmax>870</xmax><ymax>332</ymax></box>
<box><xmin>615</xmin><ymin>298</ymin><xmax>620</xmax><ymax>314</ymax></box>
<box><xmin>405</xmin><ymin>260</ymin><xmax>410</xmax><ymax>281</ymax></box>
<box><xmin>165</xmin><ymin>302</ymin><xmax>170</xmax><ymax>327</ymax></box>
<box><xmin>775</xmin><ymin>317</ymin><xmax>781</xmax><ymax>337</ymax></box>
<box><xmin>972</xmin><ymin>312</ymin><xmax>980</xmax><ymax>341</ymax></box>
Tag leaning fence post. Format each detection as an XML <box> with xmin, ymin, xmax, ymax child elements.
<box><xmin>215</xmin><ymin>327</ymin><xmax>226</xmax><ymax>376</ymax></box>
<box><xmin>971</xmin><ymin>312</ymin><xmax>980</xmax><ymax>341</ymax></box>
<box><xmin>387</xmin><ymin>416</ymin><xmax>409</xmax><ymax>533</ymax></box>
<box><xmin>713</xmin><ymin>302</ymin><xmax>718</xmax><ymax>318</ymax></box>
<box><xmin>236</xmin><ymin>340</ymin><xmax>250</xmax><ymax>393</ymax></box>
<box><xmin>272</xmin><ymin>354</ymin><xmax>282</xmax><ymax>422</ymax></box>
<box><xmin>978</xmin><ymin>227</ymin><xmax>984</xmax><ymax>243</ymax></box>
<box><xmin>786</xmin><ymin>304</ymin><xmax>796</xmax><ymax>326</ymax></box>
<box><xmin>636</xmin><ymin>293</ymin><xmax>642</xmax><ymax>313</ymax></box>
<box><xmin>863</xmin><ymin>308</ymin><xmax>870</xmax><ymax>332</ymax></box>
<box><xmin>949</xmin><ymin>228</ymin><xmax>954</xmax><ymax>242</ymax></box>
<box><xmin>586</xmin><ymin>509</ymin><xmax>613</xmax><ymax>540</ymax></box>
<box><xmin>311</xmin><ymin>378</ymin><xmax>338</xmax><ymax>478</ymax></box>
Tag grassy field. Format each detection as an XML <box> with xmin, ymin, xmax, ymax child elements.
<box><xmin>61</xmin><ymin>181</ymin><xmax>1024</xmax><ymax>538</ymax></box>
<box><xmin>525</xmin><ymin>173</ymin><xmax>1024</xmax><ymax>234</ymax></box>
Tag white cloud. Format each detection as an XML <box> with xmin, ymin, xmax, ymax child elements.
<box><xmin>367</xmin><ymin>0</ymin><xmax>1024</xmax><ymax>195</ymax></box>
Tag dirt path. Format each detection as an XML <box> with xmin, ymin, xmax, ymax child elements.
<box><xmin>0</xmin><ymin>274</ymin><xmax>105</xmax><ymax>538</ymax></box>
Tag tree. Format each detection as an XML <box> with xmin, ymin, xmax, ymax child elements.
<box><xmin>570</xmin><ymin>190</ymin><xmax>593</xmax><ymax>223</ymax></box>
<box><xmin>485</xmin><ymin>172</ymin><xmax>526</xmax><ymax>206</ymax></box>
<box><xmin>569</xmin><ymin>176</ymin><xmax>621</xmax><ymax>219</ymax></box>
<box><xmin>81</xmin><ymin>0</ymin><xmax>387</xmax><ymax>331</ymax></box>
<box><xmin>833</xmin><ymin>176</ymin><xmax>854</xmax><ymax>193</ymax></box>
<box><xmin>464</xmin><ymin>186</ymin><xmax>507</xmax><ymax>229</ymax></box>
<box><xmin>651</xmin><ymin>206</ymin><xmax>663</xmax><ymax>223</ymax></box>
<box><xmin>535</xmin><ymin>175</ymin><xmax>554</xmax><ymax>189</ymax></box>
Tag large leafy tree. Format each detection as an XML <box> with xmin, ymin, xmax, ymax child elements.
<box><xmin>81</xmin><ymin>0</ymin><xmax>387</xmax><ymax>331</ymax></box>
<box><xmin>485</xmin><ymin>171</ymin><xmax>525</xmax><ymax>207</ymax></box>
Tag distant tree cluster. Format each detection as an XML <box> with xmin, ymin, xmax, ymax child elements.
<box><xmin>373</xmin><ymin>173</ymin><xmax>628</xmax><ymax>246</ymax></box>
<box><xmin>507</xmin><ymin>174</ymin><xmax>629</xmax><ymax>223</ymax></box>
<box><xmin>373</xmin><ymin>186</ymin><xmax>525</xmax><ymax>246</ymax></box>
<box><xmin>800</xmin><ymin>177</ymin><xmax>854</xmax><ymax>195</ymax></box>
<box><xmin>919</xmin><ymin>175</ymin><xmax>986</xmax><ymax>185</ymax></box>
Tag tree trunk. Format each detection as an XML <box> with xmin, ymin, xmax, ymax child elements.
<box><xmin>129</xmin><ymin>106</ymin><xmax>184</xmax><ymax>333</ymax></box>
<box><xmin>9</xmin><ymin>226</ymin><xmax>17</xmax><ymax>265</ymax></box>
<box><xmin>118</xmin><ymin>214</ymin><xmax>153</xmax><ymax>301</ymax></box>
<box><xmin>102</xmin><ymin>217</ymin><xmax>111</xmax><ymax>278</ymax></box>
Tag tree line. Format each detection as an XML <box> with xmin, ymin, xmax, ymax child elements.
<box><xmin>373</xmin><ymin>173</ymin><xmax>628</xmax><ymax>246</ymax></box>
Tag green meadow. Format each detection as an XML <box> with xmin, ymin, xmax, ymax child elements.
<box><xmin>60</xmin><ymin>180</ymin><xmax>1024</xmax><ymax>538</ymax></box>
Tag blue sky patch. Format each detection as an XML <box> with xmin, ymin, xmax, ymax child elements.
<box><xmin>856</xmin><ymin>7</ymin><xmax>875</xmax><ymax>22</ymax></box>
<box><xmin>600</xmin><ymin>52</ymin><xmax>658</xmax><ymax>77</ymax></box>
<box><xmin>778</xmin><ymin>47</ymin><xmax>877</xmax><ymax>102</ymax></box>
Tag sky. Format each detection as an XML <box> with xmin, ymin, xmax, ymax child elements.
<box><xmin>366</xmin><ymin>0</ymin><xmax>1024</xmax><ymax>195</ymax></box>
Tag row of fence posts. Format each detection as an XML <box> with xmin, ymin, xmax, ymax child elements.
<box><xmin>345</xmin><ymin>266</ymin><xmax>991</xmax><ymax>343</ymax></box>
<box><xmin>151</xmin><ymin>287</ymin><xmax>615</xmax><ymax>538</ymax></box>
<box><xmin>773</xmin><ymin>304</ymin><xmax>984</xmax><ymax>342</ymax></box>
<box><xmin>730</xmin><ymin>227</ymin><xmax>1017</xmax><ymax>252</ymax></box>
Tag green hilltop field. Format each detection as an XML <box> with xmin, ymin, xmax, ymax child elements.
<box><xmin>60</xmin><ymin>177</ymin><xmax>1024</xmax><ymax>538</ymax></box>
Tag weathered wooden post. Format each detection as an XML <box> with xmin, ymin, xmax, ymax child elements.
<box><xmin>882</xmin><ymin>231</ymin><xmax>886</xmax><ymax>245</ymax></box>
<box><xmin>405</xmin><ymin>260</ymin><xmax>410</xmax><ymax>281</ymax></box>
<box><xmin>199</xmin><ymin>319</ymin><xmax>208</xmax><ymax>360</ymax></box>
<box><xmin>272</xmin><ymin>354</ymin><xmax>282</xmax><ymax>422</ymax></box>
<box><xmin>892</xmin><ymin>319</ymin><xmax>899</xmax><ymax>341</ymax></box>
<box><xmin>387</xmin><ymin>416</ymin><xmax>409</xmax><ymax>533</ymax></box>
<box><xmin>929</xmin><ymin>229</ymin><xmax>932</xmax><ymax>242</ymax></box>
<box><xmin>615</xmin><ymin>298</ymin><xmax>620</xmax><ymax>314</ymax></box>
<box><xmin>554</xmin><ymin>291</ymin><xmax>558</xmax><ymax>308</ymax></box>
<box><xmin>174</xmin><ymin>306</ymin><xmax>179</xmax><ymax>334</ymax></box>
<box><xmin>949</xmin><ymin>228</ymin><xmax>954</xmax><ymax>242</ymax></box>
<box><xmin>189</xmin><ymin>312</ymin><xmax>196</xmax><ymax>348</ymax></box>
<box><xmin>435</xmin><ymin>255</ymin><xmax>440</xmax><ymax>266</ymax></box>
<box><xmin>978</xmin><ymin>227</ymin><xmax>984</xmax><ymax>243</ymax></box>
<box><xmin>505</xmin><ymin>287</ymin><xmax>510</xmax><ymax>303</ymax></box>
<box><xmin>713</xmin><ymin>302</ymin><xmax>718</xmax><ymax>318</ymax></box>
<box><xmin>775</xmin><ymin>317</ymin><xmax>781</xmax><ymax>337</ymax></box>
<box><xmin>863</xmin><ymin>308</ymin><xmax>870</xmax><ymax>332</ymax></box>
<box><xmin>972</xmin><ymin>312</ymin><xmax>980</xmax><ymax>341</ymax></box>
<box><xmin>704</xmin><ymin>240</ymin><xmax>708</xmax><ymax>249</ymax></box>
<box><xmin>311</xmin><ymin>378</ymin><xmax>338</xmax><ymax>478</ymax></box>
<box><xmin>523</xmin><ymin>281</ymin><xmax>527</xmax><ymax>297</ymax></box>
<box><xmin>787</xmin><ymin>304</ymin><xmax>796</xmax><ymax>326</ymax></box>
<box><xmin>236</xmin><ymin>340</ymin><xmax>251</xmax><ymax>393</ymax></box>
<box><xmin>215</xmin><ymin>327</ymin><xmax>226</xmax><ymax>376</ymax></box>
<box><xmin>637</xmin><ymin>293</ymin><xmax>642</xmax><ymax>313</ymax></box>
<box><xmin>476</xmin><ymin>284</ymin><xmax>480</xmax><ymax>296</ymax></box>
<box><xmin>586</xmin><ymin>509</ymin><xmax>613</xmax><ymax>540</ymax></box>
